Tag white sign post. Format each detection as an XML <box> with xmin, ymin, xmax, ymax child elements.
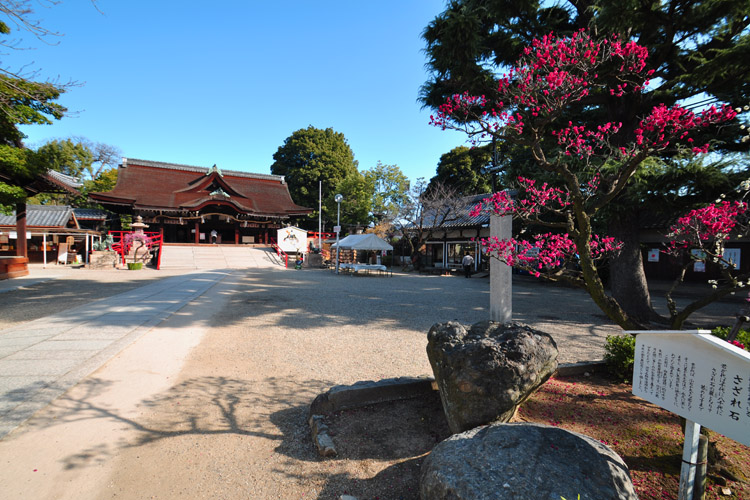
<box><xmin>631</xmin><ymin>331</ymin><xmax>750</xmax><ymax>500</ymax></box>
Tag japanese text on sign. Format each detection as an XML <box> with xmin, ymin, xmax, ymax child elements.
<box><xmin>633</xmin><ymin>332</ymin><xmax>750</xmax><ymax>446</ymax></box>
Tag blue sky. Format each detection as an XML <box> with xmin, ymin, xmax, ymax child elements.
<box><xmin>4</xmin><ymin>1</ymin><xmax>471</xmax><ymax>184</ymax></box>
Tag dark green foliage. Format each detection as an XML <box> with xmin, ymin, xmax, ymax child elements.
<box><xmin>422</xmin><ymin>0</ymin><xmax>750</xmax><ymax>125</ymax></box>
<box><xmin>28</xmin><ymin>139</ymin><xmax>121</xmax><ymax>208</ymax></box>
<box><xmin>0</xmin><ymin>144</ymin><xmax>48</xmax><ymax>209</ymax></box>
<box><xmin>363</xmin><ymin>162</ymin><xmax>410</xmax><ymax>222</ymax></box>
<box><xmin>605</xmin><ymin>327</ymin><xmax>749</xmax><ymax>382</ymax></box>
<box><xmin>34</xmin><ymin>139</ymin><xmax>93</xmax><ymax>178</ymax></box>
<box><xmin>604</xmin><ymin>334</ymin><xmax>636</xmax><ymax>382</ymax></box>
<box><xmin>711</xmin><ymin>326</ymin><xmax>750</xmax><ymax>351</ymax></box>
<box><xmin>271</xmin><ymin>126</ymin><xmax>364</xmax><ymax>228</ymax></box>
<box><xmin>428</xmin><ymin>145</ymin><xmax>493</xmax><ymax>196</ymax></box>
<box><xmin>0</xmin><ymin>75</ymin><xmax>65</xmax><ymax>147</ymax></box>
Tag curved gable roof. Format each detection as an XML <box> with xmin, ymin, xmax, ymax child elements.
<box><xmin>90</xmin><ymin>158</ymin><xmax>311</xmax><ymax>217</ymax></box>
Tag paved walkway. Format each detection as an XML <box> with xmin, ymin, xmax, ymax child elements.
<box><xmin>0</xmin><ymin>270</ymin><xmax>230</xmax><ymax>438</ymax></box>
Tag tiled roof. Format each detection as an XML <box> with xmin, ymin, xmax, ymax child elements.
<box><xmin>46</xmin><ymin>170</ymin><xmax>83</xmax><ymax>189</ymax></box>
<box><xmin>0</xmin><ymin>205</ymin><xmax>74</xmax><ymax>228</ymax></box>
<box><xmin>122</xmin><ymin>158</ymin><xmax>286</xmax><ymax>182</ymax></box>
<box><xmin>419</xmin><ymin>193</ymin><xmax>494</xmax><ymax>229</ymax></box>
<box><xmin>73</xmin><ymin>208</ymin><xmax>109</xmax><ymax>220</ymax></box>
<box><xmin>90</xmin><ymin>158</ymin><xmax>310</xmax><ymax>217</ymax></box>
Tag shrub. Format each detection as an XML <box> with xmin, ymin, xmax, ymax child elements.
<box><xmin>711</xmin><ymin>326</ymin><xmax>750</xmax><ymax>351</ymax></box>
<box><xmin>604</xmin><ymin>334</ymin><xmax>636</xmax><ymax>382</ymax></box>
<box><xmin>605</xmin><ymin>328</ymin><xmax>749</xmax><ymax>383</ymax></box>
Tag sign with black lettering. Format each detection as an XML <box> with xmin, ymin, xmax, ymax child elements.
<box><xmin>633</xmin><ymin>332</ymin><xmax>750</xmax><ymax>446</ymax></box>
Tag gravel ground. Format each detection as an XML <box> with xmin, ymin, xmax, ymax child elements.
<box><xmin>0</xmin><ymin>265</ymin><xmax>744</xmax><ymax>499</ymax></box>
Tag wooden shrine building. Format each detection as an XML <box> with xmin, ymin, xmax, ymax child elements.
<box><xmin>89</xmin><ymin>158</ymin><xmax>311</xmax><ymax>244</ymax></box>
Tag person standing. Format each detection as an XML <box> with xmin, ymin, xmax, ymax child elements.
<box><xmin>462</xmin><ymin>253</ymin><xmax>474</xmax><ymax>278</ymax></box>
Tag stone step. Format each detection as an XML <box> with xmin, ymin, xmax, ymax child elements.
<box><xmin>158</xmin><ymin>245</ymin><xmax>283</xmax><ymax>270</ymax></box>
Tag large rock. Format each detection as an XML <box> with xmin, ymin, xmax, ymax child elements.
<box><xmin>426</xmin><ymin>321</ymin><xmax>557</xmax><ymax>433</ymax></box>
<box><xmin>420</xmin><ymin>423</ymin><xmax>637</xmax><ymax>500</ymax></box>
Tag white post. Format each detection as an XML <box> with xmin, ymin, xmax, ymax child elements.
<box><xmin>42</xmin><ymin>233</ymin><xmax>47</xmax><ymax>268</ymax></box>
<box><xmin>490</xmin><ymin>213</ymin><xmax>512</xmax><ymax>322</ymax></box>
<box><xmin>85</xmin><ymin>234</ymin><xmax>89</xmax><ymax>265</ymax></box>
<box><xmin>318</xmin><ymin>180</ymin><xmax>322</xmax><ymax>250</ymax></box>
<box><xmin>335</xmin><ymin>201</ymin><xmax>341</xmax><ymax>274</ymax></box>
<box><xmin>678</xmin><ymin>420</ymin><xmax>701</xmax><ymax>500</ymax></box>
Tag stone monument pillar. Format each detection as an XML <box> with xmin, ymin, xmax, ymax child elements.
<box><xmin>490</xmin><ymin>213</ymin><xmax>512</xmax><ymax>322</ymax></box>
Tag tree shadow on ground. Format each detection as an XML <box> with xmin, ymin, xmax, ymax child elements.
<box><xmin>0</xmin><ymin>274</ymin><xmax>176</xmax><ymax>328</ymax></box>
<box><xmin>312</xmin><ymin>458</ymin><xmax>425</xmax><ymax>500</ymax></box>
<box><xmin>35</xmin><ymin>373</ymin><xmax>450</xmax><ymax>500</ymax></box>
<box><xmin>321</xmin><ymin>392</ymin><xmax>449</xmax><ymax>461</ymax></box>
<box><xmin>19</xmin><ymin>374</ymin><xmax>334</xmax><ymax>471</ymax></box>
<box><xmin>206</xmin><ymin>268</ymin><xmax>494</xmax><ymax>333</ymax></box>
<box><xmin>279</xmin><ymin>392</ymin><xmax>450</xmax><ymax>500</ymax></box>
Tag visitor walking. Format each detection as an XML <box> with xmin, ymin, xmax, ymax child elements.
<box><xmin>462</xmin><ymin>253</ymin><xmax>474</xmax><ymax>278</ymax></box>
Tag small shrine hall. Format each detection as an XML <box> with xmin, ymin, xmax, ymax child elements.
<box><xmin>89</xmin><ymin>158</ymin><xmax>311</xmax><ymax>244</ymax></box>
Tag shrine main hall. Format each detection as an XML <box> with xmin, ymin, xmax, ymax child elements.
<box><xmin>90</xmin><ymin>158</ymin><xmax>311</xmax><ymax>244</ymax></box>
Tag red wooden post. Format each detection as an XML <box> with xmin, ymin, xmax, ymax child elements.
<box><xmin>194</xmin><ymin>221</ymin><xmax>200</xmax><ymax>244</ymax></box>
<box><xmin>15</xmin><ymin>202</ymin><xmax>27</xmax><ymax>258</ymax></box>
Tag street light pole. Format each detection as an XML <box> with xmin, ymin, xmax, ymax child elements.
<box><xmin>335</xmin><ymin>194</ymin><xmax>343</xmax><ymax>274</ymax></box>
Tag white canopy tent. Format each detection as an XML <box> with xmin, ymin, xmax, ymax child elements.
<box><xmin>330</xmin><ymin>233</ymin><xmax>393</xmax><ymax>251</ymax></box>
<box><xmin>331</xmin><ymin>233</ymin><xmax>393</xmax><ymax>274</ymax></box>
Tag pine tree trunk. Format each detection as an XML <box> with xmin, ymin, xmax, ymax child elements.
<box><xmin>608</xmin><ymin>215</ymin><xmax>660</xmax><ymax>326</ymax></box>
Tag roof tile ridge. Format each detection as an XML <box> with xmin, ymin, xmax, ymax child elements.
<box><xmin>124</xmin><ymin>158</ymin><xmax>286</xmax><ymax>183</ymax></box>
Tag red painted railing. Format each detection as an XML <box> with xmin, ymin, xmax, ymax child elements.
<box><xmin>269</xmin><ymin>238</ymin><xmax>288</xmax><ymax>268</ymax></box>
<box><xmin>108</xmin><ymin>231</ymin><xmax>164</xmax><ymax>270</ymax></box>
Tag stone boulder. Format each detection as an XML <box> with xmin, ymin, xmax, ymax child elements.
<box><xmin>420</xmin><ymin>423</ymin><xmax>637</xmax><ymax>500</ymax></box>
<box><xmin>426</xmin><ymin>321</ymin><xmax>557</xmax><ymax>433</ymax></box>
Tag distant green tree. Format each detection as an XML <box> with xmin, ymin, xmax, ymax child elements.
<box><xmin>363</xmin><ymin>161</ymin><xmax>410</xmax><ymax>223</ymax></box>
<box><xmin>29</xmin><ymin>138</ymin><xmax>121</xmax><ymax>206</ymax></box>
<box><xmin>34</xmin><ymin>138</ymin><xmax>120</xmax><ymax>179</ymax></box>
<box><xmin>428</xmin><ymin>145</ymin><xmax>492</xmax><ymax>196</ymax></box>
<box><xmin>335</xmin><ymin>172</ymin><xmax>372</xmax><ymax>228</ymax></box>
<box><xmin>34</xmin><ymin>139</ymin><xmax>92</xmax><ymax>178</ymax></box>
<box><xmin>86</xmin><ymin>166</ymin><xmax>118</xmax><ymax>194</ymax></box>
<box><xmin>0</xmin><ymin>145</ymin><xmax>41</xmax><ymax>210</ymax></box>
<box><xmin>271</xmin><ymin>126</ymin><xmax>361</xmax><ymax>229</ymax></box>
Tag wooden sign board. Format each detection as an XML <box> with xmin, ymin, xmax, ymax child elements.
<box><xmin>57</xmin><ymin>242</ymin><xmax>68</xmax><ymax>264</ymax></box>
<box><xmin>633</xmin><ymin>332</ymin><xmax>750</xmax><ymax>446</ymax></box>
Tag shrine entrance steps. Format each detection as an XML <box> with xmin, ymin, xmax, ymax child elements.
<box><xmin>158</xmin><ymin>244</ymin><xmax>283</xmax><ymax>270</ymax></box>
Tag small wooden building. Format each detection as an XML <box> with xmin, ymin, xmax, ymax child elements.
<box><xmin>414</xmin><ymin>194</ymin><xmax>492</xmax><ymax>271</ymax></box>
<box><xmin>0</xmin><ymin>205</ymin><xmax>105</xmax><ymax>265</ymax></box>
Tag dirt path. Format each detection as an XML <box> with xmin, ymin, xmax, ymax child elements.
<box><xmin>104</xmin><ymin>271</ymin><xmax>435</xmax><ymax>499</ymax></box>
